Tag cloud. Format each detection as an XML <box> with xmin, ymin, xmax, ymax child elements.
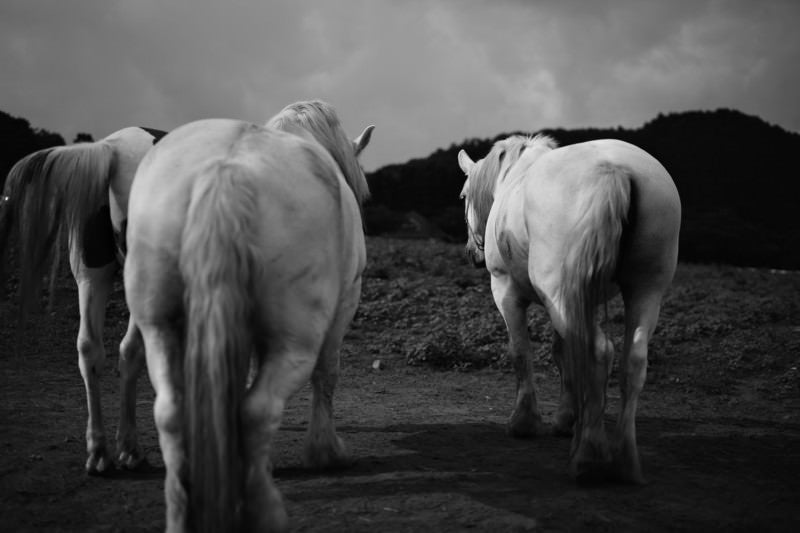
<box><xmin>0</xmin><ymin>0</ymin><xmax>798</xmax><ymax>170</ymax></box>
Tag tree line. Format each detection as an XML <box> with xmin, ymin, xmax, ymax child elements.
<box><xmin>0</xmin><ymin>110</ymin><xmax>97</xmax><ymax>192</ymax></box>
<box><xmin>365</xmin><ymin>108</ymin><xmax>800</xmax><ymax>270</ymax></box>
<box><xmin>2</xmin><ymin>108</ymin><xmax>798</xmax><ymax>269</ymax></box>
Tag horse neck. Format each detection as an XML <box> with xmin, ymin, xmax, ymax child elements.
<box><xmin>496</xmin><ymin>141</ymin><xmax>552</xmax><ymax>194</ymax></box>
<box><xmin>272</xmin><ymin>121</ymin><xmax>369</xmax><ymax>206</ymax></box>
<box><xmin>469</xmin><ymin>168</ymin><xmax>501</xmax><ymax>240</ymax></box>
<box><xmin>321</xmin><ymin>135</ymin><xmax>369</xmax><ymax>206</ymax></box>
<box><xmin>470</xmin><ymin>140</ymin><xmax>536</xmax><ymax>231</ymax></box>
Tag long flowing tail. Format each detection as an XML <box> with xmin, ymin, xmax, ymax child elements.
<box><xmin>179</xmin><ymin>161</ymin><xmax>260</xmax><ymax>533</ymax></box>
<box><xmin>0</xmin><ymin>142</ymin><xmax>113</xmax><ymax>311</ymax></box>
<box><xmin>560</xmin><ymin>163</ymin><xmax>631</xmax><ymax>429</ymax></box>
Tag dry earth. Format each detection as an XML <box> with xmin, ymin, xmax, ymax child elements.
<box><xmin>1</xmin><ymin>236</ymin><xmax>799</xmax><ymax>532</ymax></box>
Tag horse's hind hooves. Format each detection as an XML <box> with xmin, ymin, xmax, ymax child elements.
<box><xmin>507</xmin><ymin>413</ymin><xmax>549</xmax><ymax>439</ymax></box>
<box><xmin>303</xmin><ymin>437</ymin><xmax>353</xmax><ymax>471</ymax></box>
<box><xmin>118</xmin><ymin>452</ymin><xmax>150</xmax><ymax>471</ymax></box>
<box><xmin>608</xmin><ymin>462</ymin><xmax>647</xmax><ymax>485</ymax></box>
<box><xmin>303</xmin><ymin>453</ymin><xmax>354</xmax><ymax>471</ymax></box>
<box><xmin>85</xmin><ymin>457</ymin><xmax>116</xmax><ymax>477</ymax></box>
<box><xmin>551</xmin><ymin>423</ymin><xmax>574</xmax><ymax>438</ymax></box>
<box><xmin>570</xmin><ymin>461</ymin><xmax>614</xmax><ymax>485</ymax></box>
<box><xmin>570</xmin><ymin>459</ymin><xmax>648</xmax><ymax>486</ymax></box>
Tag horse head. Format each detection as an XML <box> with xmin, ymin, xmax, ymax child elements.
<box><xmin>457</xmin><ymin>150</ymin><xmax>486</xmax><ymax>267</ymax></box>
<box><xmin>457</xmin><ymin>135</ymin><xmax>556</xmax><ymax>268</ymax></box>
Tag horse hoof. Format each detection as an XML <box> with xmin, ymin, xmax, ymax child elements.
<box><xmin>246</xmin><ymin>483</ymin><xmax>289</xmax><ymax>533</ymax></box>
<box><xmin>304</xmin><ymin>436</ymin><xmax>352</xmax><ymax>470</ymax></box>
<box><xmin>609</xmin><ymin>458</ymin><xmax>647</xmax><ymax>485</ymax></box>
<box><xmin>86</xmin><ymin>453</ymin><xmax>115</xmax><ymax>476</ymax></box>
<box><xmin>507</xmin><ymin>411</ymin><xmax>548</xmax><ymax>439</ymax></box>
<box><xmin>571</xmin><ymin>460</ymin><xmax>613</xmax><ymax>485</ymax></box>
<box><xmin>552</xmin><ymin>411</ymin><xmax>575</xmax><ymax>437</ymax></box>
<box><xmin>304</xmin><ymin>452</ymin><xmax>353</xmax><ymax>470</ymax></box>
<box><xmin>551</xmin><ymin>420</ymin><xmax>574</xmax><ymax>438</ymax></box>
<box><xmin>569</xmin><ymin>435</ymin><xmax>612</xmax><ymax>484</ymax></box>
<box><xmin>610</xmin><ymin>441</ymin><xmax>646</xmax><ymax>484</ymax></box>
<box><xmin>118</xmin><ymin>450</ymin><xmax>147</xmax><ymax>470</ymax></box>
<box><xmin>614</xmin><ymin>470</ymin><xmax>647</xmax><ymax>485</ymax></box>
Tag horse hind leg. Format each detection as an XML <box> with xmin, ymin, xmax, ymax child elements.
<box><xmin>568</xmin><ymin>327</ymin><xmax>615</xmax><ymax>483</ymax></box>
<box><xmin>491</xmin><ymin>274</ymin><xmax>548</xmax><ymax>438</ymax></box>
<box><xmin>74</xmin><ymin>263</ymin><xmax>116</xmax><ymax>475</ymax></box>
<box><xmin>242</xmin><ymin>345</ymin><xmax>320</xmax><ymax>533</ymax></box>
<box><xmin>550</xmin><ymin>331</ymin><xmax>576</xmax><ymax>436</ymax></box>
<box><xmin>116</xmin><ymin>314</ymin><xmax>146</xmax><ymax>469</ymax></box>
<box><xmin>613</xmin><ymin>290</ymin><xmax>664</xmax><ymax>484</ymax></box>
<box><xmin>140</xmin><ymin>323</ymin><xmax>189</xmax><ymax>532</ymax></box>
<box><xmin>304</xmin><ymin>282</ymin><xmax>361</xmax><ymax>469</ymax></box>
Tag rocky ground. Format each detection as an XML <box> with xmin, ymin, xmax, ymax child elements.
<box><xmin>1</xmin><ymin>236</ymin><xmax>799</xmax><ymax>532</ymax></box>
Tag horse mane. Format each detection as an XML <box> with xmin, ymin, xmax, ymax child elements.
<box><xmin>467</xmin><ymin>134</ymin><xmax>557</xmax><ymax>242</ymax></box>
<box><xmin>266</xmin><ymin>100</ymin><xmax>370</xmax><ymax>206</ymax></box>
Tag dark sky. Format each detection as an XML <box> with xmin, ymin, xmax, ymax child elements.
<box><xmin>2</xmin><ymin>0</ymin><xmax>798</xmax><ymax>170</ymax></box>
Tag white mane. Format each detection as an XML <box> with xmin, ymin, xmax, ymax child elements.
<box><xmin>266</xmin><ymin>100</ymin><xmax>370</xmax><ymax>206</ymax></box>
<box><xmin>466</xmin><ymin>134</ymin><xmax>557</xmax><ymax>243</ymax></box>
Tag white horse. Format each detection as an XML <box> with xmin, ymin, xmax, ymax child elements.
<box><xmin>458</xmin><ymin>134</ymin><xmax>680</xmax><ymax>483</ymax></box>
<box><xmin>124</xmin><ymin>100</ymin><xmax>373</xmax><ymax>532</ymax></box>
<box><xmin>0</xmin><ymin>126</ymin><xmax>166</xmax><ymax>474</ymax></box>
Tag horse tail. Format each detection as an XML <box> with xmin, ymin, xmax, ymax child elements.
<box><xmin>0</xmin><ymin>141</ymin><xmax>114</xmax><ymax>312</ymax></box>
<box><xmin>56</xmin><ymin>142</ymin><xmax>116</xmax><ymax>264</ymax></box>
<box><xmin>560</xmin><ymin>163</ymin><xmax>631</xmax><ymax>429</ymax></box>
<box><xmin>179</xmin><ymin>161</ymin><xmax>260</xmax><ymax>533</ymax></box>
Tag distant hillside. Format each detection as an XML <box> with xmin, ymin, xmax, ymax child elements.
<box><xmin>0</xmin><ymin>110</ymin><xmax>65</xmax><ymax>191</ymax></box>
<box><xmin>365</xmin><ymin>109</ymin><xmax>800</xmax><ymax>270</ymax></box>
<box><xmin>2</xmin><ymin>107</ymin><xmax>797</xmax><ymax>268</ymax></box>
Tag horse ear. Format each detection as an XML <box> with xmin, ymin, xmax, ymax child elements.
<box><xmin>353</xmin><ymin>125</ymin><xmax>375</xmax><ymax>156</ymax></box>
<box><xmin>458</xmin><ymin>150</ymin><xmax>475</xmax><ymax>175</ymax></box>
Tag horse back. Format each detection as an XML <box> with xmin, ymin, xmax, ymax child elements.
<box><xmin>495</xmin><ymin>139</ymin><xmax>679</xmax><ymax>300</ymax></box>
<box><xmin>127</xmin><ymin>119</ymin><xmax>360</xmax><ymax>324</ymax></box>
<box><xmin>95</xmin><ymin>127</ymin><xmax>167</xmax><ymax>255</ymax></box>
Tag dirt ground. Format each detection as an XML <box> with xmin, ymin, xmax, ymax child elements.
<box><xmin>1</xmin><ymin>236</ymin><xmax>799</xmax><ymax>532</ymax></box>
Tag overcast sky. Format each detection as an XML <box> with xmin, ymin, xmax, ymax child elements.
<box><xmin>1</xmin><ymin>0</ymin><xmax>798</xmax><ymax>170</ymax></box>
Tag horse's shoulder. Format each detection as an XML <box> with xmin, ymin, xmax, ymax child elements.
<box><xmin>250</xmin><ymin>126</ymin><xmax>343</xmax><ymax>201</ymax></box>
<box><xmin>294</xmin><ymin>137</ymin><xmax>344</xmax><ymax>200</ymax></box>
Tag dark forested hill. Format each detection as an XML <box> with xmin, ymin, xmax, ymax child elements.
<box><xmin>0</xmin><ymin>110</ymin><xmax>65</xmax><ymax>191</ymax></box>
<box><xmin>2</xmin><ymin>107</ymin><xmax>797</xmax><ymax>268</ymax></box>
<box><xmin>366</xmin><ymin>109</ymin><xmax>800</xmax><ymax>269</ymax></box>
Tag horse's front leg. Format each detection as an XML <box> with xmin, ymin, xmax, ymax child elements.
<box><xmin>116</xmin><ymin>314</ymin><xmax>146</xmax><ymax>469</ymax></box>
<box><xmin>491</xmin><ymin>274</ymin><xmax>547</xmax><ymax>438</ymax></box>
<box><xmin>568</xmin><ymin>328</ymin><xmax>615</xmax><ymax>482</ymax></box>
